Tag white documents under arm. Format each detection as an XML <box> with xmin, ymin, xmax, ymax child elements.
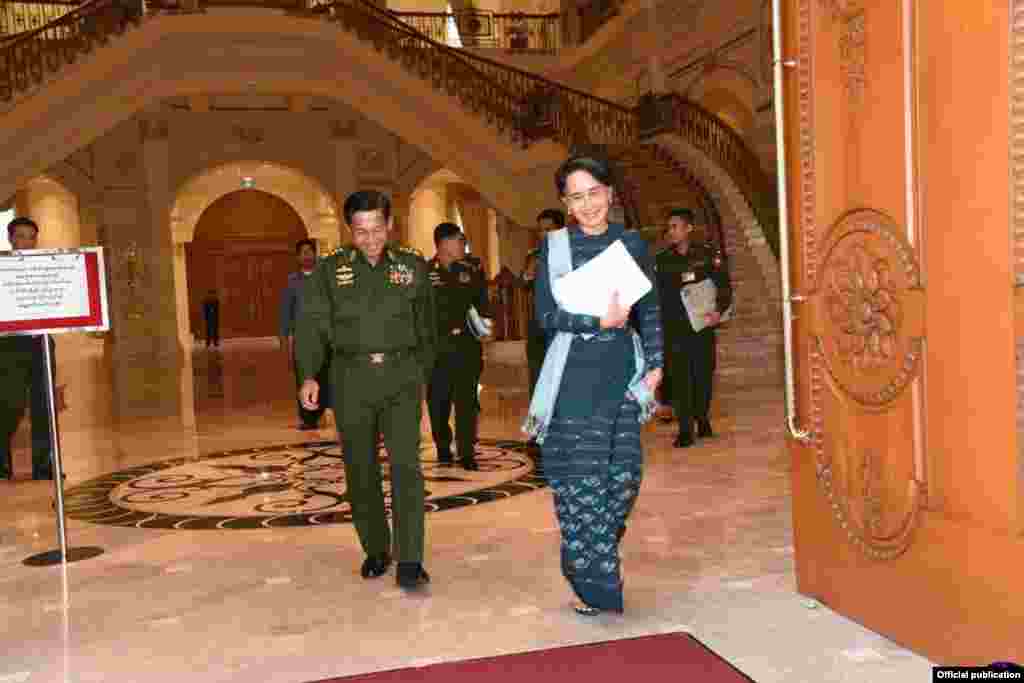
<box><xmin>550</xmin><ymin>239</ymin><xmax>652</xmax><ymax>317</ymax></box>
<box><xmin>681</xmin><ymin>278</ymin><xmax>731</xmax><ymax>332</ymax></box>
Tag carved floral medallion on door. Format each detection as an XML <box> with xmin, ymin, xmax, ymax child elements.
<box><xmin>807</xmin><ymin>209</ymin><xmax>926</xmax><ymax>559</ymax></box>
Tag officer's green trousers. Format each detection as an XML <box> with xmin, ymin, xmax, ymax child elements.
<box><xmin>337</xmin><ymin>354</ymin><xmax>425</xmax><ymax>563</ymax></box>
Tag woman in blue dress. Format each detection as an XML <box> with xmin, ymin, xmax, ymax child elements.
<box><xmin>526</xmin><ymin>155</ymin><xmax>664</xmax><ymax>614</ymax></box>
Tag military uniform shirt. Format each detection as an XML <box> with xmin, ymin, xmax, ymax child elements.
<box><xmin>428</xmin><ymin>255</ymin><xmax>491</xmax><ymax>334</ymax></box>
<box><xmin>656</xmin><ymin>242</ymin><xmax>732</xmax><ymax>335</ymax></box>
<box><xmin>295</xmin><ymin>244</ymin><xmax>437</xmax><ymax>384</ymax></box>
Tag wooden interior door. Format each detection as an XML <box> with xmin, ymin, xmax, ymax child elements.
<box><xmin>783</xmin><ymin>0</ymin><xmax>1022</xmax><ymax>664</ymax></box>
<box><xmin>186</xmin><ymin>243</ymin><xmax>296</xmax><ymax>340</ymax></box>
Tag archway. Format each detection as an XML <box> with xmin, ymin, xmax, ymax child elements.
<box><xmin>187</xmin><ymin>190</ymin><xmax>308</xmax><ymax>340</ymax></box>
<box><xmin>171</xmin><ymin>161</ymin><xmax>340</xmax><ymax>346</ymax></box>
<box><xmin>409</xmin><ymin>168</ymin><xmax>507</xmax><ymax>277</ymax></box>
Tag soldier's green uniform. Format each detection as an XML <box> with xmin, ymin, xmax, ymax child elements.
<box><xmin>426</xmin><ymin>253</ymin><xmax>490</xmax><ymax>468</ymax></box>
<box><xmin>295</xmin><ymin>243</ymin><xmax>437</xmax><ymax>565</ymax></box>
<box><xmin>655</xmin><ymin>241</ymin><xmax>732</xmax><ymax>445</ymax></box>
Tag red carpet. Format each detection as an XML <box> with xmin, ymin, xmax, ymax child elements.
<box><xmin>311</xmin><ymin>633</ymin><xmax>755</xmax><ymax>682</ymax></box>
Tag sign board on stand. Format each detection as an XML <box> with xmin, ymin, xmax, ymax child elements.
<box><xmin>0</xmin><ymin>247</ymin><xmax>110</xmax><ymax>568</ymax></box>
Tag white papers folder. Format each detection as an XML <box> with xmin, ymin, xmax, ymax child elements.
<box><xmin>551</xmin><ymin>239</ymin><xmax>652</xmax><ymax>317</ymax></box>
<box><xmin>681</xmin><ymin>278</ymin><xmax>732</xmax><ymax>332</ymax></box>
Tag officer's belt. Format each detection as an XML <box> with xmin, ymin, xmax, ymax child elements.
<box><xmin>339</xmin><ymin>348</ymin><xmax>415</xmax><ymax>365</ymax></box>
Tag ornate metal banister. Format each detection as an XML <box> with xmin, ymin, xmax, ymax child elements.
<box><xmin>322</xmin><ymin>0</ymin><xmax>636</xmax><ymax>148</ymax></box>
<box><xmin>388</xmin><ymin>11</ymin><xmax>561</xmax><ymax>52</ymax></box>
<box><xmin>2</xmin><ymin>1</ymin><xmax>81</xmax><ymax>40</ymax></box>
<box><xmin>658</xmin><ymin>93</ymin><xmax>779</xmax><ymax>256</ymax></box>
<box><xmin>2</xmin><ymin>0</ymin><xmax>777</xmax><ymax>261</ymax></box>
<box><xmin>1</xmin><ymin>0</ymin><xmax>141</xmax><ymax>101</ymax></box>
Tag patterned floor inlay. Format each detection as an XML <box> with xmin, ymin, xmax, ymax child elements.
<box><xmin>64</xmin><ymin>438</ymin><xmax>544</xmax><ymax>529</ymax></box>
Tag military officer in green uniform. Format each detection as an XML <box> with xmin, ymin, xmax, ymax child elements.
<box><xmin>426</xmin><ymin>223</ymin><xmax>491</xmax><ymax>470</ymax></box>
<box><xmin>296</xmin><ymin>190</ymin><xmax>437</xmax><ymax>589</ymax></box>
<box><xmin>655</xmin><ymin>208</ymin><xmax>732</xmax><ymax>448</ymax></box>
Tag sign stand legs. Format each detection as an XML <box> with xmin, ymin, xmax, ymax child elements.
<box><xmin>23</xmin><ymin>332</ymin><xmax>103</xmax><ymax>567</ymax></box>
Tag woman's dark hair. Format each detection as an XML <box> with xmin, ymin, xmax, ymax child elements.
<box><xmin>536</xmin><ymin>208</ymin><xmax>566</xmax><ymax>227</ymax></box>
<box><xmin>295</xmin><ymin>238</ymin><xmax>316</xmax><ymax>254</ymax></box>
<box><xmin>554</xmin><ymin>156</ymin><xmax>614</xmax><ymax>196</ymax></box>
<box><xmin>7</xmin><ymin>216</ymin><xmax>39</xmax><ymax>239</ymax></box>
<box><xmin>343</xmin><ymin>190</ymin><xmax>391</xmax><ymax>225</ymax></box>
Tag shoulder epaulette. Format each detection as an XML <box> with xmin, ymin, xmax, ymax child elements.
<box><xmin>331</xmin><ymin>245</ymin><xmax>356</xmax><ymax>263</ymax></box>
<box><xmin>398</xmin><ymin>245</ymin><xmax>424</xmax><ymax>259</ymax></box>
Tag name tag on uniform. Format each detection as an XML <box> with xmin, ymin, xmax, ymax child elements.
<box><xmin>682</xmin><ymin>271</ymin><xmax>696</xmax><ymax>283</ymax></box>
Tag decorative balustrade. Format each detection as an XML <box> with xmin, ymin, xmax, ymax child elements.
<box><xmin>1</xmin><ymin>0</ymin><xmax>141</xmax><ymax>101</ymax></box>
<box><xmin>1</xmin><ymin>1</ymin><xmax>79</xmax><ymax>40</ymax></box>
<box><xmin>389</xmin><ymin>11</ymin><xmax>560</xmax><ymax>53</ymax></box>
<box><xmin>316</xmin><ymin>0</ymin><xmax>635</xmax><ymax>149</ymax></box>
<box><xmin>1</xmin><ymin>0</ymin><xmax>777</xmax><ymax>261</ymax></box>
<box><xmin>660</xmin><ymin>94</ymin><xmax>779</xmax><ymax>257</ymax></box>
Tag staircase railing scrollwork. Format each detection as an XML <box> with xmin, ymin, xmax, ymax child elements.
<box><xmin>659</xmin><ymin>94</ymin><xmax>780</xmax><ymax>257</ymax></box>
<box><xmin>2</xmin><ymin>2</ymin><xmax>80</xmax><ymax>41</ymax></box>
<box><xmin>1</xmin><ymin>0</ymin><xmax>141</xmax><ymax>102</ymax></box>
<box><xmin>2</xmin><ymin>0</ymin><xmax>777</xmax><ymax>266</ymax></box>
<box><xmin>319</xmin><ymin>0</ymin><xmax>636</xmax><ymax>149</ymax></box>
<box><xmin>389</xmin><ymin>11</ymin><xmax>561</xmax><ymax>53</ymax></box>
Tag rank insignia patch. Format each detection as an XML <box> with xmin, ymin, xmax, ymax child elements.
<box><xmin>389</xmin><ymin>263</ymin><xmax>415</xmax><ymax>286</ymax></box>
<box><xmin>336</xmin><ymin>264</ymin><xmax>354</xmax><ymax>286</ymax></box>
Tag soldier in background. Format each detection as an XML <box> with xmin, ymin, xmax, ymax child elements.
<box><xmin>655</xmin><ymin>208</ymin><xmax>732</xmax><ymax>448</ymax></box>
<box><xmin>426</xmin><ymin>222</ymin><xmax>491</xmax><ymax>471</ymax></box>
<box><xmin>0</xmin><ymin>217</ymin><xmax>56</xmax><ymax>480</ymax></box>
<box><xmin>280</xmin><ymin>238</ymin><xmax>331</xmax><ymax>430</ymax></box>
<box><xmin>296</xmin><ymin>190</ymin><xmax>437</xmax><ymax>590</ymax></box>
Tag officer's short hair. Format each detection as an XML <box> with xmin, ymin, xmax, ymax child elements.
<box><xmin>295</xmin><ymin>238</ymin><xmax>316</xmax><ymax>254</ymax></box>
<box><xmin>7</xmin><ymin>216</ymin><xmax>39</xmax><ymax>239</ymax></box>
<box><xmin>433</xmin><ymin>222</ymin><xmax>464</xmax><ymax>245</ymax></box>
<box><xmin>668</xmin><ymin>208</ymin><xmax>696</xmax><ymax>225</ymax></box>
<box><xmin>536</xmin><ymin>209</ymin><xmax>565</xmax><ymax>227</ymax></box>
<box><xmin>343</xmin><ymin>190</ymin><xmax>391</xmax><ymax>225</ymax></box>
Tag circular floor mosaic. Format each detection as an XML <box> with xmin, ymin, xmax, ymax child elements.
<box><xmin>64</xmin><ymin>438</ymin><xmax>545</xmax><ymax>530</ymax></box>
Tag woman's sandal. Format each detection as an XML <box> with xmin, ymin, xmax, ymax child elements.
<box><xmin>573</xmin><ymin>602</ymin><xmax>602</xmax><ymax>616</ymax></box>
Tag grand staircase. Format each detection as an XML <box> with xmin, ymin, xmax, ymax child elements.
<box><xmin>0</xmin><ymin>0</ymin><xmax>783</xmax><ymax>392</ymax></box>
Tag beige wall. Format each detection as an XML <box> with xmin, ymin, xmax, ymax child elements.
<box><xmin>15</xmin><ymin>176</ymin><xmax>81</xmax><ymax>249</ymax></box>
<box><xmin>409</xmin><ymin>183</ymin><xmax>450</xmax><ymax>257</ymax></box>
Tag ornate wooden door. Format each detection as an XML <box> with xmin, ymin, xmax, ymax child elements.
<box><xmin>186</xmin><ymin>244</ymin><xmax>296</xmax><ymax>340</ymax></box>
<box><xmin>783</xmin><ymin>0</ymin><xmax>1022</xmax><ymax>664</ymax></box>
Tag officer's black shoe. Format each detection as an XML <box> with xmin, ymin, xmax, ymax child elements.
<box><xmin>436</xmin><ymin>449</ymin><xmax>454</xmax><ymax>466</ymax></box>
<box><xmin>360</xmin><ymin>552</ymin><xmax>392</xmax><ymax>579</ymax></box>
<box><xmin>396</xmin><ymin>562</ymin><xmax>430</xmax><ymax>589</ymax></box>
<box><xmin>673</xmin><ymin>432</ymin><xmax>694</xmax><ymax>448</ymax></box>
<box><xmin>697</xmin><ymin>418</ymin><xmax>714</xmax><ymax>438</ymax></box>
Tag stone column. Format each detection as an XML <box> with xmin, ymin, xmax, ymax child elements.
<box><xmin>330</xmin><ymin>119</ymin><xmax>358</xmax><ymax>245</ymax></box>
<box><xmin>102</xmin><ymin>117</ymin><xmax>193</xmax><ymax>425</ymax></box>
<box><xmin>645</xmin><ymin>0</ymin><xmax>666</xmax><ymax>94</ymax></box>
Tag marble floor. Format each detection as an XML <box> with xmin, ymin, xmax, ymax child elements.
<box><xmin>0</xmin><ymin>338</ymin><xmax>935</xmax><ymax>682</ymax></box>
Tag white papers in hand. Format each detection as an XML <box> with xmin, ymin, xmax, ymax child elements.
<box><xmin>551</xmin><ymin>239</ymin><xmax>652</xmax><ymax>317</ymax></box>
<box><xmin>681</xmin><ymin>278</ymin><xmax>731</xmax><ymax>332</ymax></box>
